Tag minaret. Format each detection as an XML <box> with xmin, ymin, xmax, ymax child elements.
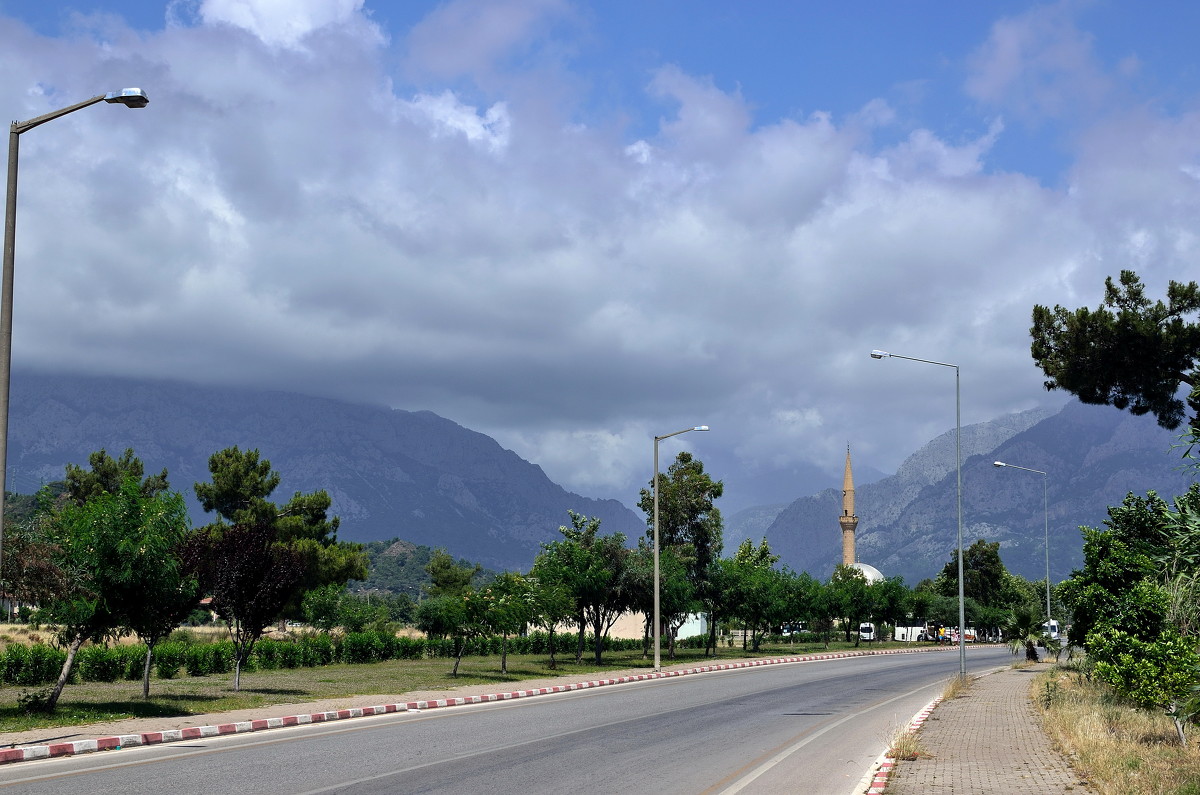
<box><xmin>839</xmin><ymin>446</ymin><xmax>859</xmax><ymax>566</ymax></box>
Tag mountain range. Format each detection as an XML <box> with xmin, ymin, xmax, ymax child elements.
<box><xmin>757</xmin><ymin>400</ymin><xmax>1197</xmax><ymax>584</ymax></box>
<box><xmin>8</xmin><ymin>371</ymin><xmax>1196</xmax><ymax>585</ymax></box>
<box><xmin>7</xmin><ymin>371</ymin><xmax>642</xmax><ymax>571</ymax></box>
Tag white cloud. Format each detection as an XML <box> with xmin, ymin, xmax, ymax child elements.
<box><xmin>966</xmin><ymin>3</ymin><xmax>1111</xmax><ymax>123</ymax></box>
<box><xmin>4</xmin><ymin>2</ymin><xmax>1197</xmax><ymax>512</ymax></box>
<box><xmin>198</xmin><ymin>0</ymin><xmax>378</xmax><ymax>48</ymax></box>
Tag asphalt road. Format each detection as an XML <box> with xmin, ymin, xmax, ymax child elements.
<box><xmin>0</xmin><ymin>646</ymin><xmax>1014</xmax><ymax>795</ymax></box>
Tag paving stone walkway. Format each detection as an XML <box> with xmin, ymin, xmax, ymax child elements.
<box><xmin>884</xmin><ymin>666</ymin><xmax>1090</xmax><ymax>793</ymax></box>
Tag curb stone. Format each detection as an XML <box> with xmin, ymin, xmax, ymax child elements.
<box><xmin>1</xmin><ymin>645</ymin><xmax>957</xmax><ymax>766</ymax></box>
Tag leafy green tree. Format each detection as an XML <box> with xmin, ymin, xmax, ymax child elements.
<box><xmin>414</xmin><ymin>549</ymin><xmax>485</xmax><ymax>676</ymax></box>
<box><xmin>65</xmin><ymin>448</ymin><xmax>168</xmax><ymax>505</ymax></box>
<box><xmin>1090</xmin><ymin>627</ymin><xmax>1199</xmax><ymax>746</ymax></box>
<box><xmin>638</xmin><ymin>451</ymin><xmax>725</xmax><ymax>655</ymax></box>
<box><xmin>40</xmin><ymin>477</ymin><xmax>193</xmax><ymax>709</ymax></box>
<box><xmin>934</xmin><ymin>539</ymin><xmax>1009</xmax><ymax>610</ymax></box>
<box><xmin>535</xmin><ymin>512</ymin><xmax>633</xmax><ymax>664</ymax></box>
<box><xmin>827</xmin><ymin>565</ymin><xmax>871</xmax><ymax>645</ymax></box>
<box><xmin>476</xmin><ymin>572</ymin><xmax>533</xmax><ymax>674</ymax></box>
<box><xmin>1031</xmin><ymin>269</ymin><xmax>1200</xmax><ymax>430</ymax></box>
<box><xmin>525</xmin><ymin>559</ymin><xmax>575</xmax><ymax>670</ymax></box>
<box><xmin>868</xmin><ymin>576</ymin><xmax>910</xmax><ymax>637</ymax></box>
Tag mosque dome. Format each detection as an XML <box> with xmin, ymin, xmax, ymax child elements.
<box><xmin>849</xmin><ymin>562</ymin><xmax>884</xmax><ymax>584</ymax></box>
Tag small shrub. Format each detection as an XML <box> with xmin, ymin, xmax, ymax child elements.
<box><xmin>119</xmin><ymin>644</ymin><xmax>148</xmax><ymax>680</ymax></box>
<box><xmin>21</xmin><ymin>644</ymin><xmax>67</xmax><ymax>686</ymax></box>
<box><xmin>77</xmin><ymin>645</ymin><xmax>124</xmax><ymax>682</ymax></box>
<box><xmin>341</xmin><ymin>632</ymin><xmax>383</xmax><ymax>664</ymax></box>
<box><xmin>300</xmin><ymin>633</ymin><xmax>335</xmax><ymax>667</ymax></box>
<box><xmin>277</xmin><ymin>640</ymin><xmax>303</xmax><ymax>669</ymax></box>
<box><xmin>3</xmin><ymin>643</ymin><xmax>30</xmax><ymax>684</ymax></box>
<box><xmin>155</xmin><ymin>642</ymin><xmax>187</xmax><ymax>679</ymax></box>
<box><xmin>17</xmin><ymin>688</ymin><xmax>54</xmax><ymax>714</ymax></box>
<box><xmin>255</xmin><ymin>639</ymin><xmax>281</xmax><ymax>670</ymax></box>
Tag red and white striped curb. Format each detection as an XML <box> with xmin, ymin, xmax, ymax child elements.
<box><xmin>1</xmin><ymin>645</ymin><xmax>957</xmax><ymax>765</ymax></box>
<box><xmin>862</xmin><ymin>695</ymin><xmax>941</xmax><ymax>794</ymax></box>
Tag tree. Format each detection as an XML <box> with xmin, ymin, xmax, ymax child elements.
<box><xmin>40</xmin><ymin>477</ymin><xmax>193</xmax><ymax>709</ymax></box>
<box><xmin>638</xmin><ymin>451</ymin><xmax>725</xmax><ymax>655</ymax></box>
<box><xmin>64</xmin><ymin>448</ymin><xmax>168</xmax><ymax>505</ymax></box>
<box><xmin>185</xmin><ymin>520</ymin><xmax>305</xmax><ymax>690</ymax></box>
<box><xmin>1006</xmin><ymin>604</ymin><xmax>1045</xmax><ymax>663</ymax></box>
<box><xmin>827</xmin><ymin>565</ymin><xmax>871</xmax><ymax>646</ymax></box>
<box><xmin>188</xmin><ymin>447</ymin><xmax>367</xmax><ymax>689</ymax></box>
<box><xmin>534</xmin><ymin>512</ymin><xmax>633</xmax><ymax>664</ymax></box>
<box><xmin>933</xmin><ymin>539</ymin><xmax>1009</xmax><ymax>610</ymax></box>
<box><xmin>1031</xmin><ymin>269</ymin><xmax>1200</xmax><ymax>430</ymax></box>
<box><xmin>525</xmin><ymin>559</ymin><xmax>575</xmax><ymax>670</ymax></box>
<box><xmin>1090</xmin><ymin>628</ymin><xmax>1200</xmax><ymax>746</ymax></box>
<box><xmin>414</xmin><ymin>549</ymin><xmax>482</xmax><ymax>677</ymax></box>
<box><xmin>475</xmin><ymin>572</ymin><xmax>533</xmax><ymax>674</ymax></box>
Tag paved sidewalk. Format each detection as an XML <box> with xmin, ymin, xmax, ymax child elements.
<box><xmin>883</xmin><ymin>666</ymin><xmax>1088</xmax><ymax>793</ymax></box>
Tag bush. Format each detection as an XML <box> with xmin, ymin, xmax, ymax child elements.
<box><xmin>21</xmin><ymin>644</ymin><xmax>67</xmax><ymax>686</ymax></box>
<box><xmin>255</xmin><ymin>638</ymin><xmax>281</xmax><ymax>670</ymax></box>
<box><xmin>118</xmin><ymin>644</ymin><xmax>148</xmax><ymax>680</ymax></box>
<box><xmin>185</xmin><ymin>642</ymin><xmax>236</xmax><ymax>676</ymax></box>
<box><xmin>78</xmin><ymin>645</ymin><xmax>124</xmax><ymax>682</ymax></box>
<box><xmin>393</xmin><ymin>636</ymin><xmax>425</xmax><ymax>660</ymax></box>
<box><xmin>340</xmin><ymin>632</ymin><xmax>383</xmax><ymax>664</ymax></box>
<box><xmin>3</xmin><ymin>644</ymin><xmax>30</xmax><ymax>684</ymax></box>
<box><xmin>154</xmin><ymin>642</ymin><xmax>187</xmax><ymax>679</ymax></box>
<box><xmin>300</xmin><ymin>633</ymin><xmax>335</xmax><ymax>667</ymax></box>
<box><xmin>277</xmin><ymin>640</ymin><xmax>303</xmax><ymax>669</ymax></box>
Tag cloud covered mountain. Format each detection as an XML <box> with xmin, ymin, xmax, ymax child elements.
<box><xmin>7</xmin><ymin>372</ymin><xmax>642</xmax><ymax>572</ymax></box>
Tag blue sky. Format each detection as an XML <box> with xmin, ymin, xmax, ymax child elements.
<box><xmin>2</xmin><ymin>0</ymin><xmax>1199</xmax><ymax>515</ymax></box>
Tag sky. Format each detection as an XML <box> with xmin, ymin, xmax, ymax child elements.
<box><xmin>2</xmin><ymin>0</ymin><xmax>1199</xmax><ymax>515</ymax></box>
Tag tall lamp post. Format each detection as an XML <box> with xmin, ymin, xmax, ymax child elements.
<box><xmin>993</xmin><ymin>461</ymin><xmax>1051</xmax><ymax>623</ymax></box>
<box><xmin>870</xmin><ymin>349</ymin><xmax>966</xmax><ymax>679</ymax></box>
<box><xmin>0</xmin><ymin>88</ymin><xmax>149</xmax><ymax>592</ymax></box>
<box><xmin>653</xmin><ymin>425</ymin><xmax>708</xmax><ymax>672</ymax></box>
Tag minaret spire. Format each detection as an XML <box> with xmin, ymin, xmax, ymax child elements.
<box><xmin>839</xmin><ymin>445</ymin><xmax>859</xmax><ymax>565</ymax></box>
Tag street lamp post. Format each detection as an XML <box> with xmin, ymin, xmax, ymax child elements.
<box><xmin>993</xmin><ymin>461</ymin><xmax>1051</xmax><ymax>623</ymax></box>
<box><xmin>653</xmin><ymin>425</ymin><xmax>708</xmax><ymax>672</ymax></box>
<box><xmin>870</xmin><ymin>349</ymin><xmax>966</xmax><ymax>679</ymax></box>
<box><xmin>0</xmin><ymin>88</ymin><xmax>149</xmax><ymax>593</ymax></box>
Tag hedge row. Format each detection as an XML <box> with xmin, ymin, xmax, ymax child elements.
<box><xmin>0</xmin><ymin>630</ymin><xmax>649</xmax><ymax>686</ymax></box>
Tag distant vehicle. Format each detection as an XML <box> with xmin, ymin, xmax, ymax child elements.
<box><xmin>859</xmin><ymin>622</ymin><xmax>876</xmax><ymax>641</ymax></box>
<box><xmin>894</xmin><ymin>626</ymin><xmax>927</xmax><ymax>642</ymax></box>
<box><xmin>1042</xmin><ymin>620</ymin><xmax>1060</xmax><ymax>640</ymax></box>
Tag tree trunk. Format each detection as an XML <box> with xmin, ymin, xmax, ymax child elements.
<box><xmin>452</xmin><ymin>637</ymin><xmax>463</xmax><ymax>677</ymax></box>
<box><xmin>575</xmin><ymin>616</ymin><xmax>585</xmax><ymax>664</ymax></box>
<box><xmin>142</xmin><ymin>644</ymin><xmax>154</xmax><ymax>699</ymax></box>
<box><xmin>46</xmin><ymin>635</ymin><xmax>85</xmax><ymax>711</ymax></box>
<box><xmin>500</xmin><ymin>632</ymin><xmax>508</xmax><ymax>674</ymax></box>
<box><xmin>234</xmin><ymin>652</ymin><xmax>243</xmax><ymax>691</ymax></box>
<box><xmin>547</xmin><ymin>628</ymin><xmax>557</xmax><ymax>670</ymax></box>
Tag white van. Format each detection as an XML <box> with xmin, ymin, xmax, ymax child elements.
<box><xmin>859</xmin><ymin>622</ymin><xmax>876</xmax><ymax>641</ymax></box>
<box><xmin>1042</xmin><ymin>620</ymin><xmax>1060</xmax><ymax>640</ymax></box>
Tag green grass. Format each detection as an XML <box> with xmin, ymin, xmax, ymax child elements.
<box><xmin>0</xmin><ymin>638</ymin><xmax>921</xmax><ymax>734</ymax></box>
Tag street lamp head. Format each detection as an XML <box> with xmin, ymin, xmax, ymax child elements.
<box><xmin>993</xmin><ymin>461</ymin><xmax>1007</xmax><ymax>467</ymax></box>
<box><xmin>870</xmin><ymin>349</ymin><xmax>890</xmax><ymax>359</ymax></box>
<box><xmin>104</xmin><ymin>88</ymin><xmax>149</xmax><ymax>108</ymax></box>
<box><xmin>693</xmin><ymin>425</ymin><xmax>709</xmax><ymax>431</ymax></box>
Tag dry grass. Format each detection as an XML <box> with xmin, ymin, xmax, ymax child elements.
<box><xmin>1035</xmin><ymin>661</ymin><xmax>1200</xmax><ymax>795</ymax></box>
<box><xmin>885</xmin><ymin>720</ymin><xmax>930</xmax><ymax>761</ymax></box>
<box><xmin>941</xmin><ymin>673</ymin><xmax>972</xmax><ymax>701</ymax></box>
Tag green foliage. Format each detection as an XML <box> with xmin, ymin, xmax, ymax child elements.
<box><xmin>64</xmin><ymin>448</ymin><xmax>169</xmax><ymax>506</ymax></box>
<box><xmin>1089</xmin><ymin>627</ymin><xmax>1200</xmax><ymax>742</ymax></box>
<box><xmin>1030</xmin><ymin>269</ymin><xmax>1200</xmax><ymax>430</ymax></box>
<box><xmin>154</xmin><ymin>642</ymin><xmax>188</xmax><ymax>679</ymax></box>
<box><xmin>77</xmin><ymin>646</ymin><xmax>125</xmax><ymax>682</ymax></box>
